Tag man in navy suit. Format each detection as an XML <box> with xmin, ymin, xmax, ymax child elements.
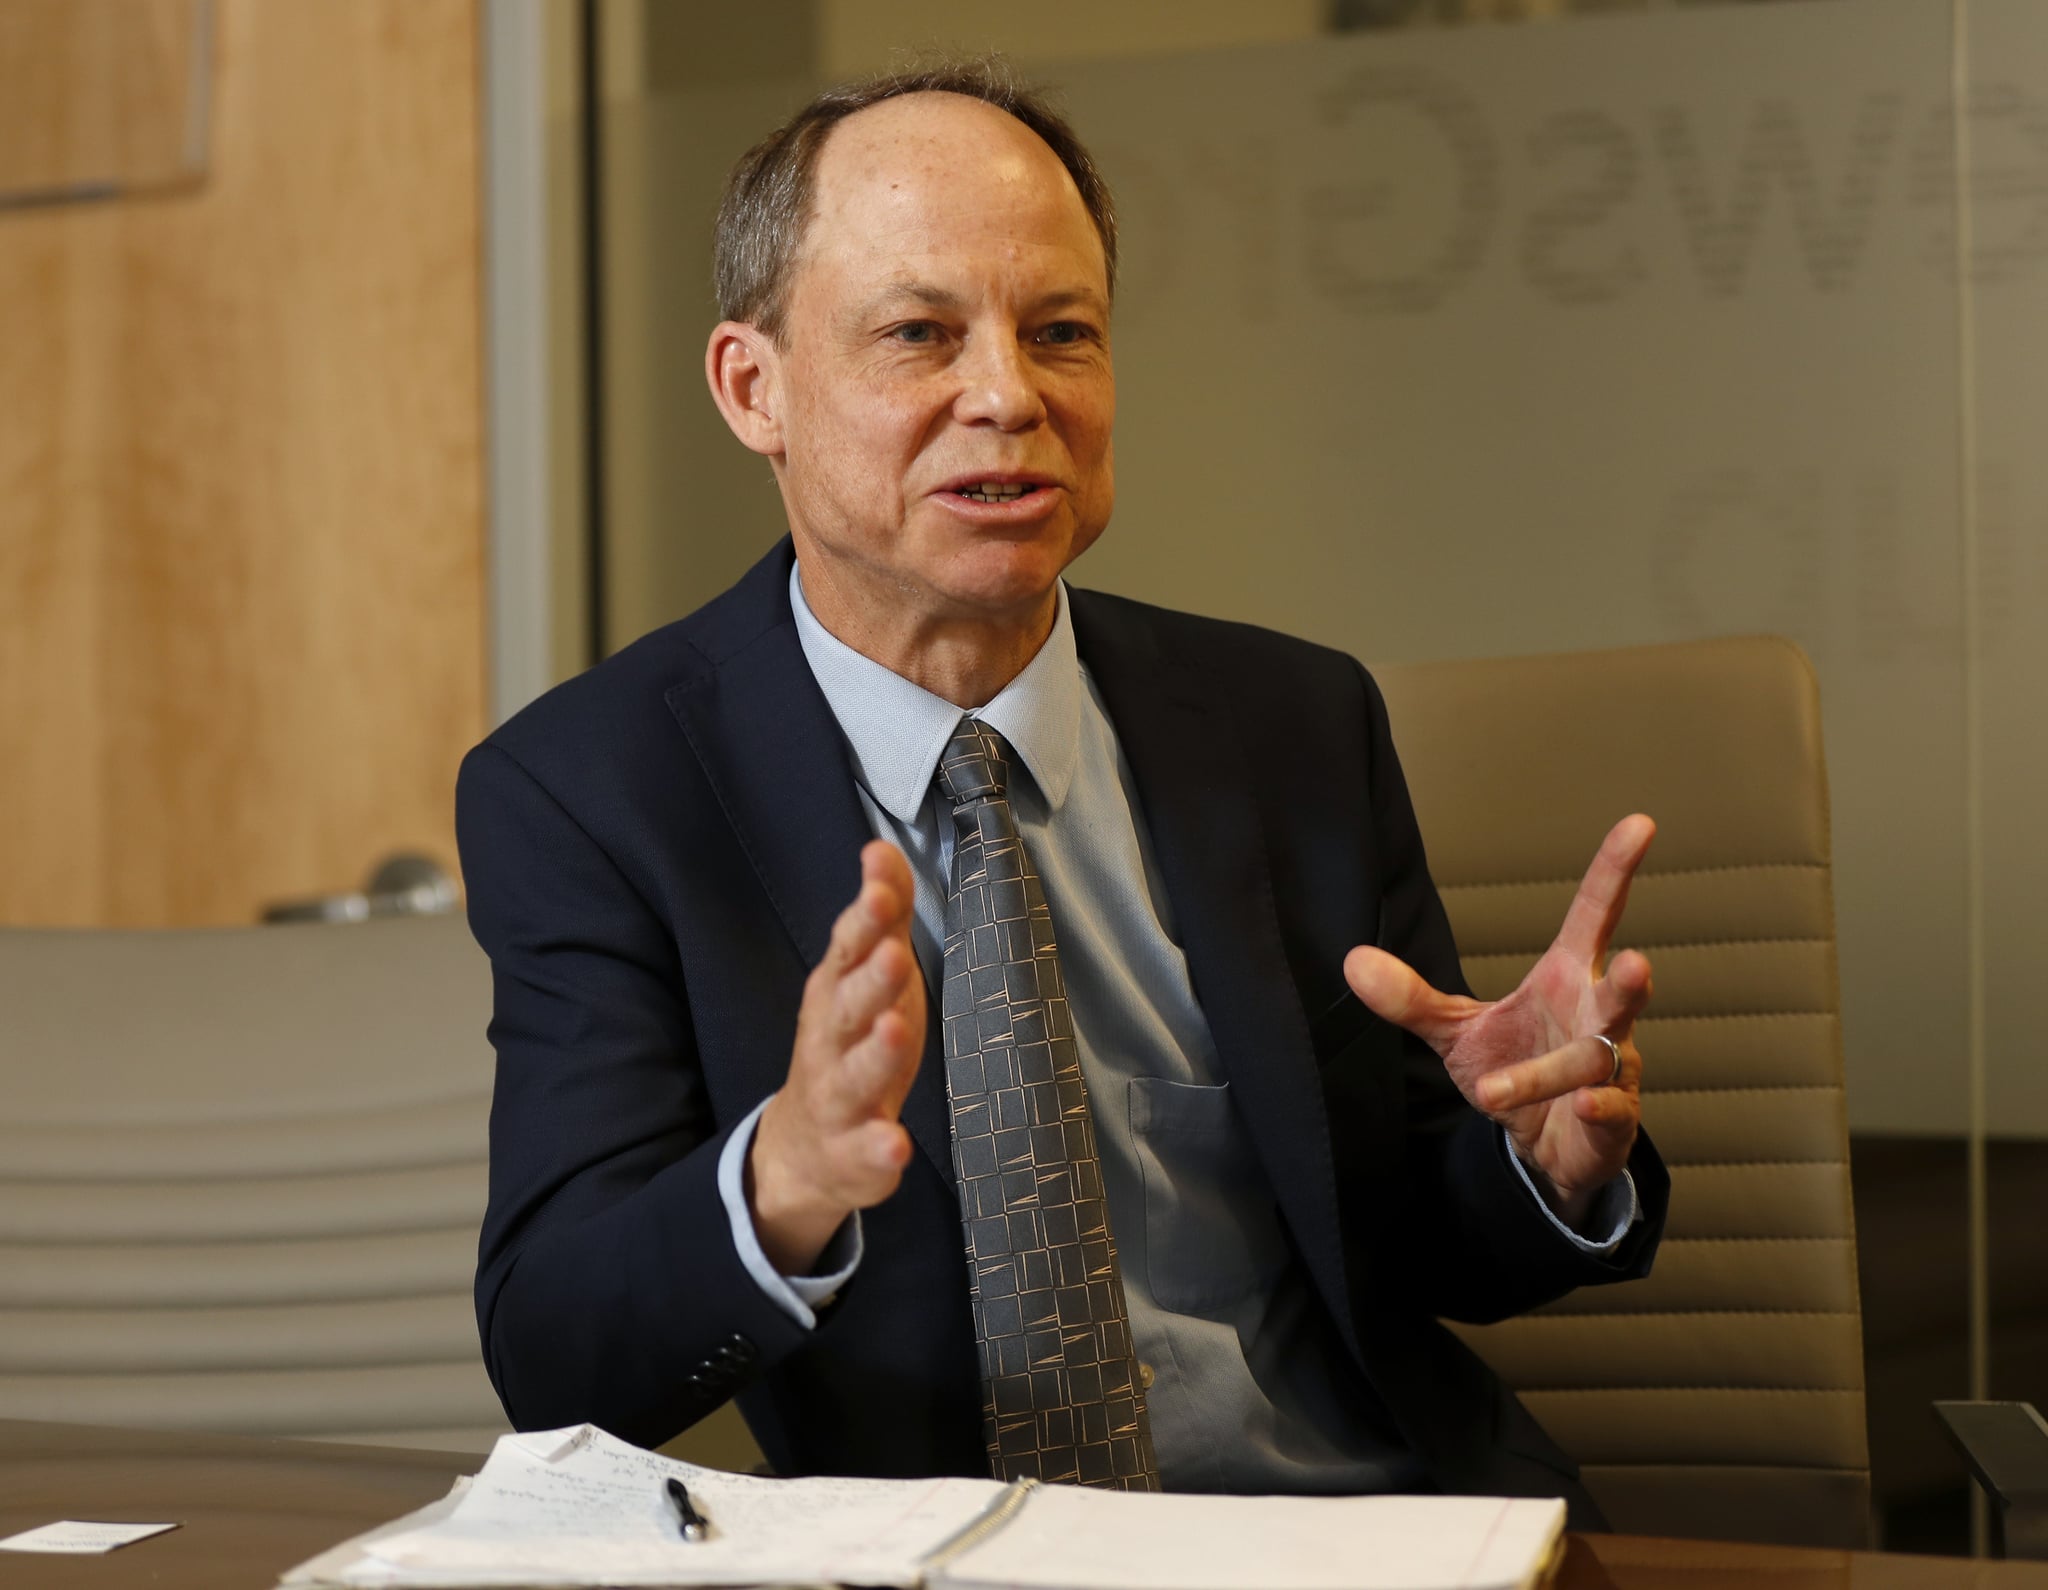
<box><xmin>458</xmin><ymin>62</ymin><xmax>1666</xmax><ymax>1520</ymax></box>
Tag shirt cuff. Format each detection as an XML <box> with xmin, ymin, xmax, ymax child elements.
<box><xmin>1502</xmin><ymin>1127</ymin><xmax>1639</xmax><ymax>1254</ymax></box>
<box><xmin>717</xmin><ymin>1099</ymin><xmax>865</xmax><ymax>1328</ymax></box>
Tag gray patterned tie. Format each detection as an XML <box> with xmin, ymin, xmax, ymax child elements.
<box><xmin>936</xmin><ymin>716</ymin><xmax>1161</xmax><ymax>1492</ymax></box>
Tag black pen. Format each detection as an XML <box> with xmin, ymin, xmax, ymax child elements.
<box><xmin>665</xmin><ymin>1476</ymin><xmax>711</xmax><ymax>1543</ymax></box>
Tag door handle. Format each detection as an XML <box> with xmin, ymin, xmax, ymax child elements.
<box><xmin>262</xmin><ymin>852</ymin><xmax>459</xmax><ymax>924</ymax></box>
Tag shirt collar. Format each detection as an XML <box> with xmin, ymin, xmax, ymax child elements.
<box><xmin>788</xmin><ymin>561</ymin><xmax>1082</xmax><ymax>822</ymax></box>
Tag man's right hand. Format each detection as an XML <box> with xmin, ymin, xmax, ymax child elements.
<box><xmin>748</xmin><ymin>840</ymin><xmax>927</xmax><ymax>1276</ymax></box>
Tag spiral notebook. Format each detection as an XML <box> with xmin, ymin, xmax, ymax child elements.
<box><xmin>280</xmin><ymin>1424</ymin><xmax>1565</xmax><ymax>1590</ymax></box>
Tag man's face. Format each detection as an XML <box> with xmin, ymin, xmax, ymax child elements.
<box><xmin>764</xmin><ymin>93</ymin><xmax>1115</xmax><ymax>628</ymax></box>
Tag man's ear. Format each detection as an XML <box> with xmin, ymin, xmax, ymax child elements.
<box><xmin>704</xmin><ymin>320</ymin><xmax>785</xmax><ymax>457</ymax></box>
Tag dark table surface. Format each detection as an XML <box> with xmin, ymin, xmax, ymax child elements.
<box><xmin>4</xmin><ymin>1419</ymin><xmax>2047</xmax><ymax>1589</ymax></box>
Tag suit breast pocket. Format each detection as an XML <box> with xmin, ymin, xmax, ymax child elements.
<box><xmin>1126</xmin><ymin>1078</ymin><xmax>1287</xmax><ymax>1316</ymax></box>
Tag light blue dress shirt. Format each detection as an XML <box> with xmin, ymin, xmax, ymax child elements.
<box><xmin>713</xmin><ymin>565</ymin><xmax>1635</xmax><ymax>1491</ymax></box>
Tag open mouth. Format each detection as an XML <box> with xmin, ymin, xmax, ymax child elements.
<box><xmin>953</xmin><ymin>482</ymin><xmax>1043</xmax><ymax>504</ymax></box>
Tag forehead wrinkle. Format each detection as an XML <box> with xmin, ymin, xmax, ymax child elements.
<box><xmin>1030</xmin><ymin>286</ymin><xmax>1109</xmax><ymax>315</ymax></box>
<box><xmin>844</xmin><ymin>279</ymin><xmax>968</xmax><ymax>328</ymax></box>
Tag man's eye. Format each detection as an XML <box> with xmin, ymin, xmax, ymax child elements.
<box><xmin>1040</xmin><ymin>322</ymin><xmax>1087</xmax><ymax>345</ymax></box>
<box><xmin>892</xmin><ymin>322</ymin><xmax>938</xmax><ymax>344</ymax></box>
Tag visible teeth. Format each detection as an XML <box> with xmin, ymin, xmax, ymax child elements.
<box><xmin>958</xmin><ymin>482</ymin><xmax>1035</xmax><ymax>503</ymax></box>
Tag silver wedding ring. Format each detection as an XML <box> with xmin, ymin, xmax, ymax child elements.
<box><xmin>1591</xmin><ymin>1033</ymin><xmax>1623</xmax><ymax>1088</ymax></box>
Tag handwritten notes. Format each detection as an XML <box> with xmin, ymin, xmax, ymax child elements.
<box><xmin>324</xmin><ymin>1425</ymin><xmax>1004</xmax><ymax>1588</ymax></box>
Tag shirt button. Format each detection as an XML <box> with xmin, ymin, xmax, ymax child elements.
<box><xmin>1138</xmin><ymin>1362</ymin><xmax>1156</xmax><ymax>1390</ymax></box>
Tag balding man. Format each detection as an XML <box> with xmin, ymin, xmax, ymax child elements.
<box><xmin>458</xmin><ymin>61</ymin><xmax>1666</xmax><ymax>1524</ymax></box>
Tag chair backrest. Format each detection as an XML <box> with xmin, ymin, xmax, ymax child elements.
<box><xmin>0</xmin><ymin>915</ymin><xmax>507</xmax><ymax>1451</ymax></box>
<box><xmin>1373</xmin><ymin>635</ymin><xmax>1870</xmax><ymax>1548</ymax></box>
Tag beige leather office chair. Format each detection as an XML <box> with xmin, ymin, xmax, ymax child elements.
<box><xmin>0</xmin><ymin>916</ymin><xmax>509</xmax><ymax>1450</ymax></box>
<box><xmin>1374</xmin><ymin>634</ymin><xmax>1869</xmax><ymax>1549</ymax></box>
<box><xmin>0</xmin><ymin>912</ymin><xmax>767</xmax><ymax>1468</ymax></box>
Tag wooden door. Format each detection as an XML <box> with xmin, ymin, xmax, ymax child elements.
<box><xmin>0</xmin><ymin>0</ymin><xmax>484</xmax><ymax>926</ymax></box>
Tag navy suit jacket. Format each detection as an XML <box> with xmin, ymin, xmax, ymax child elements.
<box><xmin>456</xmin><ymin>538</ymin><xmax>1667</xmax><ymax>1513</ymax></box>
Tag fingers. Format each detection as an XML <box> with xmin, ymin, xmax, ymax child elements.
<box><xmin>819</xmin><ymin>840</ymin><xmax>916</xmax><ymax>980</ymax></box>
<box><xmin>1553</xmin><ymin>814</ymin><xmax>1656</xmax><ymax>966</ymax></box>
<box><xmin>861</xmin><ymin>835</ymin><xmax>915</xmax><ymax>906</ymax></box>
<box><xmin>773</xmin><ymin>999</ymin><xmax>921</xmax><ymax>1198</ymax></box>
<box><xmin>1572</xmin><ymin>1079</ymin><xmax>1640</xmax><ymax>1126</ymax></box>
<box><xmin>1477</xmin><ymin>1034</ymin><xmax>1634</xmax><ymax>1115</ymax></box>
<box><xmin>838</xmin><ymin>1004</ymin><xmax>923</xmax><ymax>1119</ymax></box>
<box><xmin>786</xmin><ymin>840</ymin><xmax>928</xmax><ymax>1144</ymax></box>
<box><xmin>752</xmin><ymin>846</ymin><xmax>928</xmax><ymax>1272</ymax></box>
<box><xmin>1343</xmin><ymin>945</ymin><xmax>1474</xmax><ymax>1052</ymax></box>
<box><xmin>829</xmin><ymin>932</ymin><xmax>915</xmax><ymax>1047</ymax></box>
<box><xmin>810</xmin><ymin>840</ymin><xmax>920</xmax><ymax>1047</ymax></box>
<box><xmin>851</xmin><ymin>1116</ymin><xmax>914</xmax><ymax>1173</ymax></box>
<box><xmin>1593</xmin><ymin>948</ymin><xmax>1654</xmax><ymax>1037</ymax></box>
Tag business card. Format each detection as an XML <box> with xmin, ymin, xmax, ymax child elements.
<box><xmin>0</xmin><ymin>1520</ymin><xmax>181</xmax><ymax>1554</ymax></box>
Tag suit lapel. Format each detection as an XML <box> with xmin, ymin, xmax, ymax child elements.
<box><xmin>663</xmin><ymin>544</ymin><xmax>952</xmax><ymax>1181</ymax></box>
<box><xmin>1072</xmin><ymin>591</ymin><xmax>1358</xmax><ymax>1350</ymax></box>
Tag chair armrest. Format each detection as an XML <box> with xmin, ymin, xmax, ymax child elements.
<box><xmin>1934</xmin><ymin>1400</ymin><xmax>2048</xmax><ymax>1560</ymax></box>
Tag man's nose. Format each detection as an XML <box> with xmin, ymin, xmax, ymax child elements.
<box><xmin>953</xmin><ymin>335</ymin><xmax>1046</xmax><ymax>431</ymax></box>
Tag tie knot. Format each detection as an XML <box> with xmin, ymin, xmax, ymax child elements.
<box><xmin>936</xmin><ymin>717</ymin><xmax>1012</xmax><ymax>808</ymax></box>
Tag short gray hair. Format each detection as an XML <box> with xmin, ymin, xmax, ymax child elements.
<box><xmin>713</xmin><ymin>57</ymin><xmax>1117</xmax><ymax>342</ymax></box>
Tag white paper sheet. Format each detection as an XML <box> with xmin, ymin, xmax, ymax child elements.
<box><xmin>280</xmin><ymin>1425</ymin><xmax>1564</xmax><ymax>1590</ymax></box>
<box><xmin>341</xmin><ymin>1425</ymin><xmax>1006</xmax><ymax>1588</ymax></box>
<box><xmin>935</xmin><ymin>1489</ymin><xmax>1565</xmax><ymax>1590</ymax></box>
<box><xmin>280</xmin><ymin>1480</ymin><xmax>470</xmax><ymax>1587</ymax></box>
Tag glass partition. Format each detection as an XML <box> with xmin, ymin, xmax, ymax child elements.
<box><xmin>584</xmin><ymin>0</ymin><xmax>2043</xmax><ymax>1553</ymax></box>
<box><xmin>1959</xmin><ymin>0</ymin><xmax>2048</xmax><ymax>1548</ymax></box>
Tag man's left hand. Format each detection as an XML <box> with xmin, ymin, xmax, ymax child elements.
<box><xmin>1343</xmin><ymin>814</ymin><xmax>1656</xmax><ymax>1226</ymax></box>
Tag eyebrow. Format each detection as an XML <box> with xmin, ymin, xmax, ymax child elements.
<box><xmin>850</xmin><ymin>280</ymin><xmax>1109</xmax><ymax>325</ymax></box>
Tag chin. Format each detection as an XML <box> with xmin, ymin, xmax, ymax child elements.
<box><xmin>934</xmin><ymin>537</ymin><xmax>1079</xmax><ymax>614</ymax></box>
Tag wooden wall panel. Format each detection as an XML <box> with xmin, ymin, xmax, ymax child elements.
<box><xmin>0</xmin><ymin>1</ymin><xmax>484</xmax><ymax>926</ymax></box>
<box><xmin>0</xmin><ymin>201</ymin><xmax>110</xmax><ymax>918</ymax></box>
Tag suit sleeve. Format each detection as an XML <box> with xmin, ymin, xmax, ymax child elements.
<box><xmin>457</xmin><ymin>740</ymin><xmax>814</xmax><ymax>1447</ymax></box>
<box><xmin>1351</xmin><ymin>662</ymin><xmax>1668</xmax><ymax>1324</ymax></box>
